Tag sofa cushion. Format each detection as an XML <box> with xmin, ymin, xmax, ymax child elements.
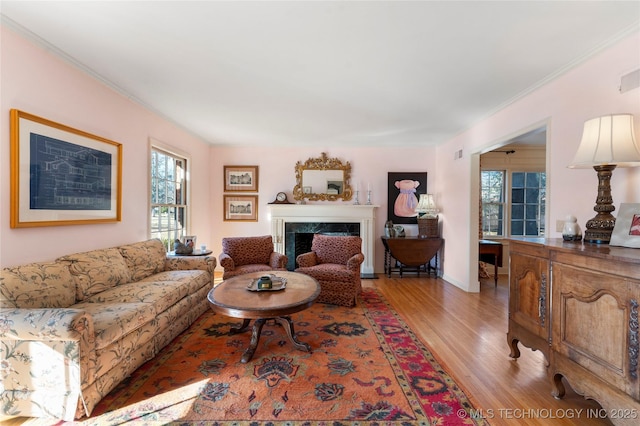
<box><xmin>0</xmin><ymin>262</ymin><xmax>76</xmax><ymax>308</ymax></box>
<box><xmin>83</xmin><ymin>280</ymin><xmax>191</xmax><ymax>315</ymax></box>
<box><xmin>295</xmin><ymin>263</ymin><xmax>356</xmax><ymax>282</ymax></box>
<box><xmin>118</xmin><ymin>239</ymin><xmax>166</xmax><ymax>281</ymax></box>
<box><xmin>58</xmin><ymin>248</ymin><xmax>131</xmax><ymax>301</ymax></box>
<box><xmin>72</xmin><ymin>301</ymin><xmax>157</xmax><ymax>350</ymax></box>
<box><xmin>139</xmin><ymin>270</ymin><xmax>211</xmax><ymax>294</ymax></box>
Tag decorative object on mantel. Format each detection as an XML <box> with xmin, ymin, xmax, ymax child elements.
<box><xmin>561</xmin><ymin>215</ymin><xmax>582</xmax><ymax>241</ymax></box>
<box><xmin>415</xmin><ymin>193</ymin><xmax>439</xmax><ymax>238</ymax></box>
<box><xmin>387</xmin><ymin>172</ymin><xmax>427</xmax><ymax>224</ymax></box>
<box><xmin>293</xmin><ymin>152</ymin><xmax>352</xmax><ymax>202</ymax></box>
<box><xmin>568</xmin><ymin>114</ymin><xmax>640</xmax><ymax>244</ymax></box>
<box><xmin>269</xmin><ymin>191</ymin><xmax>293</xmax><ymax>204</ymax></box>
<box><xmin>609</xmin><ymin>203</ymin><xmax>640</xmax><ymax>248</ymax></box>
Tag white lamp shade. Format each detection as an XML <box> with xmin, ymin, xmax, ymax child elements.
<box><xmin>416</xmin><ymin>194</ymin><xmax>437</xmax><ymax>216</ymax></box>
<box><xmin>569</xmin><ymin>114</ymin><xmax>640</xmax><ymax>168</ymax></box>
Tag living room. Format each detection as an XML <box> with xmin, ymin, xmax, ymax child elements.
<box><xmin>0</xmin><ymin>3</ymin><xmax>638</xmax><ymax>290</ymax></box>
<box><xmin>1</xmin><ymin>2</ymin><xmax>640</xmax><ymax>425</ymax></box>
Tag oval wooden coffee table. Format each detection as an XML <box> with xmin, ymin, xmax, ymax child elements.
<box><xmin>207</xmin><ymin>270</ymin><xmax>320</xmax><ymax>363</ymax></box>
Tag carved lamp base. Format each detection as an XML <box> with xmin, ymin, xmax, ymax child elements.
<box><xmin>583</xmin><ymin>165</ymin><xmax>617</xmax><ymax>244</ymax></box>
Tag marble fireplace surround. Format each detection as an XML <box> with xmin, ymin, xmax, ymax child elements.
<box><xmin>269</xmin><ymin>204</ymin><xmax>378</xmax><ymax>278</ymax></box>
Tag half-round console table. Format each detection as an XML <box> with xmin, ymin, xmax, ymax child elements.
<box><xmin>381</xmin><ymin>236</ymin><xmax>443</xmax><ymax>278</ymax></box>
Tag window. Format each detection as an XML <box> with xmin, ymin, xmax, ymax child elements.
<box><xmin>481</xmin><ymin>170</ymin><xmax>546</xmax><ymax>238</ymax></box>
<box><xmin>481</xmin><ymin>171</ymin><xmax>505</xmax><ymax>237</ymax></box>
<box><xmin>511</xmin><ymin>172</ymin><xmax>546</xmax><ymax>236</ymax></box>
<box><xmin>150</xmin><ymin>147</ymin><xmax>188</xmax><ymax>251</ymax></box>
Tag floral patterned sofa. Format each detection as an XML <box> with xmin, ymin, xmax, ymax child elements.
<box><xmin>0</xmin><ymin>238</ymin><xmax>216</xmax><ymax>421</ymax></box>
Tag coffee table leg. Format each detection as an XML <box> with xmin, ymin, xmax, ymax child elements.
<box><xmin>274</xmin><ymin>316</ymin><xmax>311</xmax><ymax>353</ymax></box>
<box><xmin>230</xmin><ymin>318</ymin><xmax>251</xmax><ymax>334</ymax></box>
<box><xmin>241</xmin><ymin>318</ymin><xmax>266</xmax><ymax>363</ymax></box>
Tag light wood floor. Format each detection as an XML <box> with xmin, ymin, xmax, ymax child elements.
<box><xmin>5</xmin><ymin>274</ymin><xmax>611</xmax><ymax>425</ymax></box>
<box><xmin>366</xmin><ymin>274</ymin><xmax>611</xmax><ymax>426</ymax></box>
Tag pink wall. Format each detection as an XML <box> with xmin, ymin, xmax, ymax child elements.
<box><xmin>2</xmin><ymin>25</ymin><xmax>638</xmax><ymax>288</ymax></box>
<box><xmin>437</xmin><ymin>31</ymin><xmax>640</xmax><ymax>291</ymax></box>
<box><xmin>1</xmin><ymin>26</ymin><xmax>213</xmax><ymax>267</ymax></box>
<box><xmin>209</xmin><ymin>146</ymin><xmax>437</xmax><ymax>272</ymax></box>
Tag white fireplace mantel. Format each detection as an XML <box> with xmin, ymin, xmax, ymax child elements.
<box><xmin>269</xmin><ymin>204</ymin><xmax>378</xmax><ymax>277</ymax></box>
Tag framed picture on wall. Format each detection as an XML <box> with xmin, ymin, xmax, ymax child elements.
<box><xmin>387</xmin><ymin>172</ymin><xmax>428</xmax><ymax>224</ymax></box>
<box><xmin>224</xmin><ymin>194</ymin><xmax>258</xmax><ymax>221</ymax></box>
<box><xmin>610</xmin><ymin>203</ymin><xmax>640</xmax><ymax>248</ymax></box>
<box><xmin>224</xmin><ymin>165</ymin><xmax>259</xmax><ymax>192</ymax></box>
<box><xmin>9</xmin><ymin>109</ymin><xmax>123</xmax><ymax>228</ymax></box>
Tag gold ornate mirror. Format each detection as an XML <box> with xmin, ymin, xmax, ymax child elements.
<box><xmin>293</xmin><ymin>153</ymin><xmax>352</xmax><ymax>202</ymax></box>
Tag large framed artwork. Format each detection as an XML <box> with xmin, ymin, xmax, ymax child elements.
<box><xmin>387</xmin><ymin>172</ymin><xmax>428</xmax><ymax>224</ymax></box>
<box><xmin>224</xmin><ymin>165</ymin><xmax>259</xmax><ymax>192</ymax></box>
<box><xmin>610</xmin><ymin>203</ymin><xmax>640</xmax><ymax>248</ymax></box>
<box><xmin>224</xmin><ymin>194</ymin><xmax>258</xmax><ymax>221</ymax></box>
<box><xmin>10</xmin><ymin>109</ymin><xmax>122</xmax><ymax>228</ymax></box>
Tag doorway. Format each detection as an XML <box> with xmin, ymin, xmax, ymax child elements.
<box><xmin>471</xmin><ymin>123</ymin><xmax>548</xmax><ymax>289</ymax></box>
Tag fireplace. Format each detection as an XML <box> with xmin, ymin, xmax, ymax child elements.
<box><xmin>269</xmin><ymin>204</ymin><xmax>378</xmax><ymax>278</ymax></box>
<box><xmin>285</xmin><ymin>222</ymin><xmax>360</xmax><ymax>270</ymax></box>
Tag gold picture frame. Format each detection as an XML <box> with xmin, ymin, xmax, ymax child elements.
<box><xmin>224</xmin><ymin>165</ymin><xmax>259</xmax><ymax>192</ymax></box>
<box><xmin>10</xmin><ymin>109</ymin><xmax>122</xmax><ymax>228</ymax></box>
<box><xmin>224</xmin><ymin>195</ymin><xmax>258</xmax><ymax>221</ymax></box>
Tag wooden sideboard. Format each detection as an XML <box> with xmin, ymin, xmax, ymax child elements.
<box><xmin>508</xmin><ymin>238</ymin><xmax>640</xmax><ymax>425</ymax></box>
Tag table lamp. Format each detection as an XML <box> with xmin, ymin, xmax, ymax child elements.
<box><xmin>416</xmin><ymin>194</ymin><xmax>439</xmax><ymax>237</ymax></box>
<box><xmin>568</xmin><ymin>114</ymin><xmax>640</xmax><ymax>243</ymax></box>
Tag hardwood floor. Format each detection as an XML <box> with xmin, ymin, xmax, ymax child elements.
<box><xmin>4</xmin><ymin>274</ymin><xmax>612</xmax><ymax>425</ymax></box>
<box><xmin>366</xmin><ymin>274</ymin><xmax>611</xmax><ymax>426</ymax></box>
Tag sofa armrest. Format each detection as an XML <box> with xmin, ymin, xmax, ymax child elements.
<box><xmin>346</xmin><ymin>253</ymin><xmax>365</xmax><ymax>271</ymax></box>
<box><xmin>165</xmin><ymin>255</ymin><xmax>216</xmax><ymax>275</ymax></box>
<box><xmin>296</xmin><ymin>252</ymin><xmax>318</xmax><ymax>268</ymax></box>
<box><xmin>218</xmin><ymin>253</ymin><xmax>235</xmax><ymax>271</ymax></box>
<box><xmin>1</xmin><ymin>308</ymin><xmax>94</xmax><ymax>343</ymax></box>
<box><xmin>0</xmin><ymin>308</ymin><xmax>95</xmax><ymax>420</ymax></box>
<box><xmin>269</xmin><ymin>252</ymin><xmax>288</xmax><ymax>269</ymax></box>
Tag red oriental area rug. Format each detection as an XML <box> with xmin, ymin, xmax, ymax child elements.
<box><xmin>87</xmin><ymin>288</ymin><xmax>487</xmax><ymax>425</ymax></box>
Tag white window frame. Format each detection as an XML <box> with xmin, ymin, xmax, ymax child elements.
<box><xmin>149</xmin><ymin>139</ymin><xmax>191</xmax><ymax>252</ymax></box>
<box><xmin>481</xmin><ymin>168</ymin><xmax>546</xmax><ymax>238</ymax></box>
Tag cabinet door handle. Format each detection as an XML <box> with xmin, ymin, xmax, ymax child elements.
<box><xmin>538</xmin><ymin>272</ymin><xmax>547</xmax><ymax>327</ymax></box>
<box><xmin>630</xmin><ymin>299</ymin><xmax>639</xmax><ymax>380</ymax></box>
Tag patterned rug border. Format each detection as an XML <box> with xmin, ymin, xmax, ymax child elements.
<box><xmin>86</xmin><ymin>287</ymin><xmax>488</xmax><ymax>426</ymax></box>
<box><xmin>359</xmin><ymin>289</ymin><xmax>487</xmax><ymax>425</ymax></box>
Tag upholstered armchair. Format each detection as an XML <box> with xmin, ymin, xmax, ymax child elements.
<box><xmin>219</xmin><ymin>235</ymin><xmax>288</xmax><ymax>280</ymax></box>
<box><xmin>295</xmin><ymin>234</ymin><xmax>364</xmax><ymax>307</ymax></box>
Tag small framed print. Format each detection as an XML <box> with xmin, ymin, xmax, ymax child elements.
<box><xmin>610</xmin><ymin>203</ymin><xmax>640</xmax><ymax>248</ymax></box>
<box><xmin>224</xmin><ymin>165</ymin><xmax>258</xmax><ymax>192</ymax></box>
<box><xmin>182</xmin><ymin>235</ymin><xmax>197</xmax><ymax>248</ymax></box>
<box><xmin>224</xmin><ymin>195</ymin><xmax>258</xmax><ymax>221</ymax></box>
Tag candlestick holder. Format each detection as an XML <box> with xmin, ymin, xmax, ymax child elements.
<box><xmin>353</xmin><ymin>190</ymin><xmax>360</xmax><ymax>205</ymax></box>
<box><xmin>366</xmin><ymin>190</ymin><xmax>372</xmax><ymax>205</ymax></box>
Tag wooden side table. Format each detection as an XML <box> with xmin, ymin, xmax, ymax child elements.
<box><xmin>479</xmin><ymin>239</ymin><xmax>503</xmax><ymax>286</ymax></box>
<box><xmin>381</xmin><ymin>236</ymin><xmax>443</xmax><ymax>278</ymax></box>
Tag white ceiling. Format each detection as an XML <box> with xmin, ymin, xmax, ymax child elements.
<box><xmin>2</xmin><ymin>1</ymin><xmax>639</xmax><ymax>148</ymax></box>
